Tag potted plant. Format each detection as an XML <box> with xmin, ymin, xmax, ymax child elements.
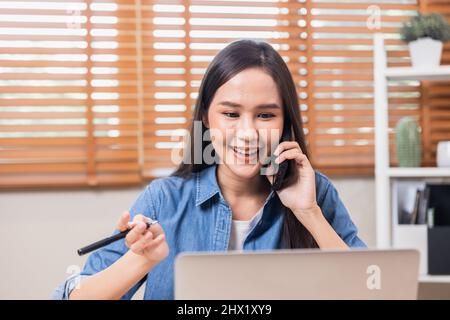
<box><xmin>400</xmin><ymin>12</ymin><xmax>450</xmax><ymax>67</ymax></box>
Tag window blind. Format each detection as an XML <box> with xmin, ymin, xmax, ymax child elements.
<box><xmin>140</xmin><ymin>0</ymin><xmax>310</xmax><ymax>178</ymax></box>
<box><xmin>141</xmin><ymin>0</ymin><xmax>421</xmax><ymax>177</ymax></box>
<box><xmin>0</xmin><ymin>0</ymin><xmax>142</xmax><ymax>187</ymax></box>
<box><xmin>3</xmin><ymin>0</ymin><xmax>449</xmax><ymax>188</ymax></box>
<box><xmin>419</xmin><ymin>0</ymin><xmax>450</xmax><ymax>166</ymax></box>
<box><xmin>307</xmin><ymin>0</ymin><xmax>420</xmax><ymax>174</ymax></box>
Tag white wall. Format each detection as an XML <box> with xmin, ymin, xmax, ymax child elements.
<box><xmin>332</xmin><ymin>178</ymin><xmax>376</xmax><ymax>247</ymax></box>
<box><xmin>0</xmin><ymin>178</ymin><xmax>375</xmax><ymax>299</ymax></box>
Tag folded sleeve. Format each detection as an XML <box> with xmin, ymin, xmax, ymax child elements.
<box><xmin>51</xmin><ymin>274</ymin><xmax>89</xmax><ymax>300</ymax></box>
<box><xmin>51</xmin><ymin>183</ymin><xmax>159</xmax><ymax>300</ymax></box>
<box><xmin>316</xmin><ymin>174</ymin><xmax>367</xmax><ymax>248</ymax></box>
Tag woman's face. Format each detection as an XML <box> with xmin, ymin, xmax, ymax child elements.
<box><xmin>205</xmin><ymin>68</ymin><xmax>284</xmax><ymax>179</ymax></box>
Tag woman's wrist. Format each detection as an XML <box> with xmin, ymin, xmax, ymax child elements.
<box><xmin>70</xmin><ymin>251</ymin><xmax>158</xmax><ymax>300</ymax></box>
<box><xmin>125</xmin><ymin>250</ymin><xmax>159</xmax><ymax>273</ymax></box>
<box><xmin>293</xmin><ymin>204</ymin><xmax>324</xmax><ymax>233</ymax></box>
<box><xmin>293</xmin><ymin>205</ymin><xmax>349</xmax><ymax>249</ymax></box>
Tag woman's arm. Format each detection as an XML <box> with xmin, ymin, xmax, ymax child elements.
<box><xmin>293</xmin><ymin>205</ymin><xmax>348</xmax><ymax>249</ymax></box>
<box><xmin>70</xmin><ymin>212</ymin><xmax>169</xmax><ymax>300</ymax></box>
<box><xmin>70</xmin><ymin>250</ymin><xmax>158</xmax><ymax>300</ymax></box>
<box><xmin>269</xmin><ymin>141</ymin><xmax>364</xmax><ymax>249</ymax></box>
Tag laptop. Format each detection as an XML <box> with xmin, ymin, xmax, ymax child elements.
<box><xmin>174</xmin><ymin>249</ymin><xmax>420</xmax><ymax>300</ymax></box>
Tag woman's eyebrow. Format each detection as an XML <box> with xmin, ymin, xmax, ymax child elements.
<box><xmin>256</xmin><ymin>103</ymin><xmax>281</xmax><ymax>110</ymax></box>
<box><xmin>218</xmin><ymin>101</ymin><xmax>281</xmax><ymax>109</ymax></box>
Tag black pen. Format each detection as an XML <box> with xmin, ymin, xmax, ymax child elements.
<box><xmin>77</xmin><ymin>219</ymin><xmax>159</xmax><ymax>256</ymax></box>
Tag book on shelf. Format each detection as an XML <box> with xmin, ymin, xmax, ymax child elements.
<box><xmin>409</xmin><ymin>189</ymin><xmax>421</xmax><ymax>224</ymax></box>
<box><xmin>398</xmin><ymin>183</ymin><xmax>430</xmax><ymax>225</ymax></box>
<box><xmin>417</xmin><ymin>185</ymin><xmax>430</xmax><ymax>225</ymax></box>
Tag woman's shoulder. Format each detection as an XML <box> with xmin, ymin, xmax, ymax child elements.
<box><xmin>313</xmin><ymin>170</ymin><xmax>338</xmax><ymax>205</ymax></box>
<box><xmin>145</xmin><ymin>171</ymin><xmax>197</xmax><ymax>198</ymax></box>
<box><xmin>314</xmin><ymin>170</ymin><xmax>332</xmax><ymax>189</ymax></box>
<box><xmin>131</xmin><ymin>171</ymin><xmax>198</xmax><ymax>218</ymax></box>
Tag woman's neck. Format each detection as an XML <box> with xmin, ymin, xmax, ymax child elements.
<box><xmin>216</xmin><ymin>164</ymin><xmax>270</xmax><ymax>201</ymax></box>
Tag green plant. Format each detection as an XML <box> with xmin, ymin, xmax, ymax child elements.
<box><xmin>400</xmin><ymin>12</ymin><xmax>450</xmax><ymax>43</ymax></box>
<box><xmin>395</xmin><ymin>117</ymin><xmax>422</xmax><ymax>167</ymax></box>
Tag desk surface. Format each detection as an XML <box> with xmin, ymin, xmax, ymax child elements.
<box><xmin>419</xmin><ymin>275</ymin><xmax>450</xmax><ymax>283</ymax></box>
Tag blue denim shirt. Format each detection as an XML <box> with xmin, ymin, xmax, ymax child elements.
<box><xmin>52</xmin><ymin>165</ymin><xmax>366</xmax><ymax>300</ymax></box>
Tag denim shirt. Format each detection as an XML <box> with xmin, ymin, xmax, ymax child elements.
<box><xmin>52</xmin><ymin>165</ymin><xmax>366</xmax><ymax>300</ymax></box>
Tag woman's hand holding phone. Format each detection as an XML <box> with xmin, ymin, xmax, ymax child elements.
<box><xmin>268</xmin><ymin>141</ymin><xmax>350</xmax><ymax>250</ymax></box>
<box><xmin>116</xmin><ymin>212</ymin><xmax>169</xmax><ymax>263</ymax></box>
<box><xmin>268</xmin><ymin>141</ymin><xmax>321</xmax><ymax>222</ymax></box>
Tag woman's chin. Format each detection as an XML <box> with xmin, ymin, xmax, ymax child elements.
<box><xmin>225</xmin><ymin>162</ymin><xmax>262</xmax><ymax>179</ymax></box>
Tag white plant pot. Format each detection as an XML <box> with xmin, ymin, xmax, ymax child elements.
<box><xmin>437</xmin><ymin>141</ymin><xmax>450</xmax><ymax>167</ymax></box>
<box><xmin>408</xmin><ymin>37</ymin><xmax>443</xmax><ymax>68</ymax></box>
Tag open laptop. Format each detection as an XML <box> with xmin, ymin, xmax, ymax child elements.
<box><xmin>174</xmin><ymin>249</ymin><xmax>420</xmax><ymax>300</ymax></box>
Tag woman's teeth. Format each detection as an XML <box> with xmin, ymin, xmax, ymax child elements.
<box><xmin>232</xmin><ymin>147</ymin><xmax>258</xmax><ymax>157</ymax></box>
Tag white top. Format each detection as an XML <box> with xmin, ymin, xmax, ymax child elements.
<box><xmin>228</xmin><ymin>206</ymin><xmax>264</xmax><ymax>251</ymax></box>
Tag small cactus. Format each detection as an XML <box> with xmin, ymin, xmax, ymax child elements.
<box><xmin>400</xmin><ymin>12</ymin><xmax>450</xmax><ymax>43</ymax></box>
<box><xmin>395</xmin><ymin>117</ymin><xmax>422</xmax><ymax>167</ymax></box>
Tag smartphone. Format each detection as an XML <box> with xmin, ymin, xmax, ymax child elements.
<box><xmin>262</xmin><ymin>123</ymin><xmax>296</xmax><ymax>191</ymax></box>
<box><xmin>271</xmin><ymin>126</ymin><xmax>293</xmax><ymax>191</ymax></box>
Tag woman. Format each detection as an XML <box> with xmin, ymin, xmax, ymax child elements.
<box><xmin>53</xmin><ymin>39</ymin><xmax>366</xmax><ymax>300</ymax></box>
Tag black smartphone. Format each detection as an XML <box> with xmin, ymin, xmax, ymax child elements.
<box><xmin>262</xmin><ymin>123</ymin><xmax>295</xmax><ymax>191</ymax></box>
<box><xmin>271</xmin><ymin>126</ymin><xmax>293</xmax><ymax>191</ymax></box>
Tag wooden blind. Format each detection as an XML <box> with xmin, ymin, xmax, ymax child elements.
<box><xmin>0</xmin><ymin>0</ymin><xmax>142</xmax><ymax>187</ymax></box>
<box><xmin>420</xmin><ymin>0</ymin><xmax>450</xmax><ymax>166</ymax></box>
<box><xmin>3</xmin><ymin>0</ymin><xmax>448</xmax><ymax>188</ymax></box>
<box><xmin>308</xmin><ymin>0</ymin><xmax>420</xmax><ymax>175</ymax></box>
<box><xmin>140</xmin><ymin>0</ymin><xmax>310</xmax><ymax>178</ymax></box>
<box><xmin>141</xmin><ymin>0</ymin><xmax>421</xmax><ymax>178</ymax></box>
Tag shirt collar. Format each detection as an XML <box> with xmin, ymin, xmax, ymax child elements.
<box><xmin>195</xmin><ymin>165</ymin><xmax>277</xmax><ymax>207</ymax></box>
<box><xmin>195</xmin><ymin>165</ymin><xmax>220</xmax><ymax>206</ymax></box>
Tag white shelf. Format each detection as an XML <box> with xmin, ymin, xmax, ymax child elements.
<box><xmin>374</xmin><ymin>33</ymin><xmax>450</xmax><ymax>287</ymax></box>
<box><xmin>385</xmin><ymin>66</ymin><xmax>450</xmax><ymax>81</ymax></box>
<box><xmin>388</xmin><ymin>167</ymin><xmax>450</xmax><ymax>178</ymax></box>
<box><xmin>419</xmin><ymin>275</ymin><xmax>450</xmax><ymax>283</ymax></box>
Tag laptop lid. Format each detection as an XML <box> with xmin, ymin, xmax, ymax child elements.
<box><xmin>174</xmin><ymin>249</ymin><xmax>419</xmax><ymax>300</ymax></box>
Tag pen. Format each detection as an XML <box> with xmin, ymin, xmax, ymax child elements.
<box><xmin>77</xmin><ymin>219</ymin><xmax>159</xmax><ymax>256</ymax></box>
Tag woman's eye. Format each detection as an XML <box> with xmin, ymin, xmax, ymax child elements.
<box><xmin>223</xmin><ymin>112</ymin><xmax>239</xmax><ymax>118</ymax></box>
<box><xmin>258</xmin><ymin>113</ymin><xmax>275</xmax><ymax>119</ymax></box>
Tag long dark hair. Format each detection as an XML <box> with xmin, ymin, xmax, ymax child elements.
<box><xmin>171</xmin><ymin>39</ymin><xmax>318</xmax><ymax>249</ymax></box>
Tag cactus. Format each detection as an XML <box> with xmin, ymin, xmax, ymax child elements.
<box><xmin>400</xmin><ymin>12</ymin><xmax>450</xmax><ymax>43</ymax></box>
<box><xmin>395</xmin><ymin>117</ymin><xmax>422</xmax><ymax>167</ymax></box>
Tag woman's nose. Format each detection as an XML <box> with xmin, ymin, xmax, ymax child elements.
<box><xmin>235</xmin><ymin>119</ymin><xmax>258</xmax><ymax>144</ymax></box>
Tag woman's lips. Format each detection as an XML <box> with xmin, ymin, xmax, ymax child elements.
<box><xmin>230</xmin><ymin>146</ymin><xmax>259</xmax><ymax>163</ymax></box>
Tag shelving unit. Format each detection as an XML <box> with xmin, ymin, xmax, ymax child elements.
<box><xmin>373</xmin><ymin>33</ymin><xmax>450</xmax><ymax>283</ymax></box>
<box><xmin>387</xmin><ymin>167</ymin><xmax>450</xmax><ymax>178</ymax></box>
<box><xmin>384</xmin><ymin>66</ymin><xmax>450</xmax><ymax>81</ymax></box>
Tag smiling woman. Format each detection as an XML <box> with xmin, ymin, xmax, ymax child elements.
<box><xmin>52</xmin><ymin>39</ymin><xmax>366</xmax><ymax>300</ymax></box>
<box><xmin>207</xmin><ymin>70</ymin><xmax>284</xmax><ymax>176</ymax></box>
<box><xmin>172</xmin><ymin>40</ymin><xmax>319</xmax><ymax>248</ymax></box>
